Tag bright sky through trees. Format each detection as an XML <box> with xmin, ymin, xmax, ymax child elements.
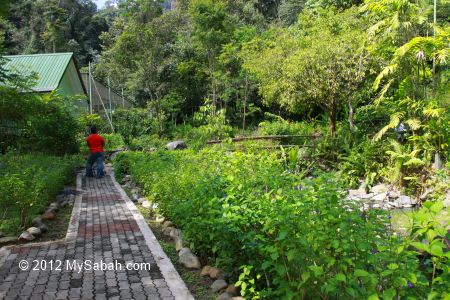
<box><xmin>94</xmin><ymin>0</ymin><xmax>107</xmax><ymax>9</ymax></box>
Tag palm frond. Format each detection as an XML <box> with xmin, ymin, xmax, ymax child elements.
<box><xmin>405</xmin><ymin>118</ymin><xmax>421</xmax><ymax>130</ymax></box>
<box><xmin>374</xmin><ymin>112</ymin><xmax>403</xmax><ymax>141</ymax></box>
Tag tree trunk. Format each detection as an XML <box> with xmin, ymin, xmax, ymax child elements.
<box><xmin>212</xmin><ymin>77</ymin><xmax>217</xmax><ymax>115</ymax></box>
<box><xmin>348</xmin><ymin>99</ymin><xmax>354</xmax><ymax>131</ymax></box>
<box><xmin>208</xmin><ymin>50</ymin><xmax>216</xmax><ymax>115</ymax></box>
<box><xmin>243</xmin><ymin>76</ymin><xmax>248</xmax><ymax>132</ymax></box>
<box><xmin>329</xmin><ymin>103</ymin><xmax>337</xmax><ymax>137</ymax></box>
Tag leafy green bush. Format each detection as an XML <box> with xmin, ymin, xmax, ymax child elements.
<box><xmin>338</xmin><ymin>139</ymin><xmax>389</xmax><ymax>188</ymax></box>
<box><xmin>0</xmin><ymin>153</ymin><xmax>79</xmax><ymax>234</ymax></box>
<box><xmin>112</xmin><ymin>108</ymin><xmax>153</xmax><ymax>144</ymax></box>
<box><xmin>171</xmin><ymin>119</ymin><xmax>235</xmax><ymax>150</ymax></box>
<box><xmin>114</xmin><ymin>150</ymin><xmax>449</xmax><ymax>299</ymax></box>
<box><xmin>257</xmin><ymin>120</ymin><xmax>324</xmax><ymax>136</ymax></box>
<box><xmin>129</xmin><ymin>134</ymin><xmax>169</xmax><ymax>151</ymax></box>
<box><xmin>102</xmin><ymin>133</ymin><xmax>126</xmax><ymax>151</ymax></box>
<box><xmin>0</xmin><ymin>87</ymin><xmax>82</xmax><ymax>154</ymax></box>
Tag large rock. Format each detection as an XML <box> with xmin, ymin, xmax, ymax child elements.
<box><xmin>163</xmin><ymin>221</ymin><xmax>173</xmax><ymax>229</ymax></box>
<box><xmin>396</xmin><ymin>195</ymin><xmax>416</xmax><ymax>207</ymax></box>
<box><xmin>226</xmin><ymin>284</ymin><xmax>239</xmax><ymax>296</ymax></box>
<box><xmin>121</xmin><ymin>175</ymin><xmax>131</xmax><ymax>184</ymax></box>
<box><xmin>45</xmin><ymin>207</ymin><xmax>57</xmax><ymax>214</ymax></box>
<box><xmin>141</xmin><ymin>200</ymin><xmax>152</xmax><ymax>208</ymax></box>
<box><xmin>38</xmin><ymin>223</ymin><xmax>49</xmax><ymax>233</ymax></box>
<box><xmin>388</xmin><ymin>190</ymin><xmax>401</xmax><ymax>199</ymax></box>
<box><xmin>155</xmin><ymin>215</ymin><xmax>165</xmax><ymax>224</ymax></box>
<box><xmin>174</xmin><ymin>236</ymin><xmax>183</xmax><ymax>251</ymax></box>
<box><xmin>41</xmin><ymin>211</ymin><xmax>55</xmax><ymax>220</ymax></box>
<box><xmin>31</xmin><ymin>217</ymin><xmax>42</xmax><ymax>226</ymax></box>
<box><xmin>0</xmin><ymin>231</ymin><xmax>4</xmax><ymax>238</ymax></box>
<box><xmin>169</xmin><ymin>228</ymin><xmax>181</xmax><ymax>239</ymax></box>
<box><xmin>163</xmin><ymin>227</ymin><xmax>174</xmax><ymax>237</ymax></box>
<box><xmin>370</xmin><ymin>184</ymin><xmax>389</xmax><ymax>194</ymax></box>
<box><xmin>201</xmin><ymin>266</ymin><xmax>212</xmax><ymax>276</ymax></box>
<box><xmin>217</xmin><ymin>292</ymin><xmax>232</xmax><ymax>300</ymax></box>
<box><xmin>359</xmin><ymin>193</ymin><xmax>375</xmax><ymax>200</ymax></box>
<box><xmin>0</xmin><ymin>236</ymin><xmax>17</xmax><ymax>244</ymax></box>
<box><xmin>26</xmin><ymin>227</ymin><xmax>41</xmax><ymax>236</ymax></box>
<box><xmin>19</xmin><ymin>231</ymin><xmax>35</xmax><ymax>241</ymax></box>
<box><xmin>348</xmin><ymin>189</ymin><xmax>366</xmax><ymax>196</ymax></box>
<box><xmin>166</xmin><ymin>141</ymin><xmax>187</xmax><ymax>150</ymax></box>
<box><xmin>211</xmin><ymin>279</ymin><xmax>228</xmax><ymax>293</ymax></box>
<box><xmin>179</xmin><ymin>248</ymin><xmax>201</xmax><ymax>269</ymax></box>
<box><xmin>372</xmin><ymin>193</ymin><xmax>388</xmax><ymax>202</ymax></box>
<box><xmin>209</xmin><ymin>267</ymin><xmax>222</xmax><ymax>279</ymax></box>
<box><xmin>48</xmin><ymin>202</ymin><xmax>59</xmax><ymax>211</ymax></box>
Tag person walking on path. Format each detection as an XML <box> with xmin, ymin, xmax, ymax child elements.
<box><xmin>86</xmin><ymin>125</ymin><xmax>105</xmax><ymax>178</ymax></box>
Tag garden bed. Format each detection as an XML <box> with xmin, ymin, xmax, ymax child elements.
<box><xmin>140</xmin><ymin>208</ymin><xmax>216</xmax><ymax>300</ymax></box>
<box><xmin>113</xmin><ymin>149</ymin><xmax>449</xmax><ymax>299</ymax></box>
<box><xmin>0</xmin><ymin>153</ymin><xmax>80</xmax><ymax>238</ymax></box>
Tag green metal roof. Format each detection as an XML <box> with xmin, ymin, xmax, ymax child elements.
<box><xmin>3</xmin><ymin>53</ymin><xmax>75</xmax><ymax>92</ymax></box>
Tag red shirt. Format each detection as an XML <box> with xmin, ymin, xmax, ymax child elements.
<box><xmin>86</xmin><ymin>134</ymin><xmax>105</xmax><ymax>153</ymax></box>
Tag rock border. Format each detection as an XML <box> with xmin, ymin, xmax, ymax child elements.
<box><xmin>123</xmin><ymin>174</ymin><xmax>243</xmax><ymax>299</ymax></box>
<box><xmin>110</xmin><ymin>168</ymin><xmax>195</xmax><ymax>300</ymax></box>
<box><xmin>0</xmin><ymin>175</ymin><xmax>81</xmax><ymax>246</ymax></box>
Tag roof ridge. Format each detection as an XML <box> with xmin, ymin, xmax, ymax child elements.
<box><xmin>3</xmin><ymin>52</ymin><xmax>73</xmax><ymax>58</ymax></box>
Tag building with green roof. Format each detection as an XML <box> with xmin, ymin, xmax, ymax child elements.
<box><xmin>3</xmin><ymin>52</ymin><xmax>86</xmax><ymax>96</ymax></box>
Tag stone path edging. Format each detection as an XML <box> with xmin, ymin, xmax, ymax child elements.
<box><xmin>65</xmin><ymin>173</ymin><xmax>83</xmax><ymax>242</ymax></box>
<box><xmin>110</xmin><ymin>169</ymin><xmax>194</xmax><ymax>300</ymax></box>
<box><xmin>0</xmin><ymin>168</ymin><xmax>194</xmax><ymax>300</ymax></box>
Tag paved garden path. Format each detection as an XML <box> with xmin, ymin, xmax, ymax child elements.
<box><xmin>0</xmin><ymin>169</ymin><xmax>193</xmax><ymax>300</ymax></box>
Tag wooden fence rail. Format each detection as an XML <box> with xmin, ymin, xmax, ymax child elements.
<box><xmin>207</xmin><ymin>134</ymin><xmax>321</xmax><ymax>144</ymax></box>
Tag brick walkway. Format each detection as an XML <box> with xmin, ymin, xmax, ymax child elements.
<box><xmin>0</xmin><ymin>170</ymin><xmax>193</xmax><ymax>300</ymax></box>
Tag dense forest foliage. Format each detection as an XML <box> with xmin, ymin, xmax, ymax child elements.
<box><xmin>1</xmin><ymin>0</ymin><xmax>449</xmax><ymax>132</ymax></box>
<box><xmin>0</xmin><ymin>1</ymin><xmax>449</xmax><ymax>298</ymax></box>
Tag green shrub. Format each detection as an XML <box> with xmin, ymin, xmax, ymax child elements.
<box><xmin>257</xmin><ymin>120</ymin><xmax>325</xmax><ymax>136</ymax></box>
<box><xmin>0</xmin><ymin>153</ymin><xmax>79</xmax><ymax>234</ymax></box>
<box><xmin>102</xmin><ymin>133</ymin><xmax>126</xmax><ymax>151</ymax></box>
<box><xmin>338</xmin><ymin>139</ymin><xmax>389</xmax><ymax>188</ymax></box>
<box><xmin>0</xmin><ymin>87</ymin><xmax>82</xmax><ymax>155</ymax></box>
<box><xmin>114</xmin><ymin>150</ymin><xmax>449</xmax><ymax>299</ymax></box>
<box><xmin>112</xmin><ymin>108</ymin><xmax>153</xmax><ymax>144</ymax></box>
<box><xmin>129</xmin><ymin>134</ymin><xmax>169</xmax><ymax>151</ymax></box>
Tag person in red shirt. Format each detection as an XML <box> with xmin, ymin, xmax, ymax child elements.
<box><xmin>86</xmin><ymin>126</ymin><xmax>105</xmax><ymax>178</ymax></box>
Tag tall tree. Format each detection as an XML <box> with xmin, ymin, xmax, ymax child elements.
<box><xmin>2</xmin><ymin>0</ymin><xmax>108</xmax><ymax>65</ymax></box>
<box><xmin>189</xmin><ymin>0</ymin><xmax>233</xmax><ymax>115</ymax></box>
<box><xmin>244</xmin><ymin>9</ymin><xmax>367</xmax><ymax>135</ymax></box>
<box><xmin>244</xmin><ymin>8</ymin><xmax>371</xmax><ymax>135</ymax></box>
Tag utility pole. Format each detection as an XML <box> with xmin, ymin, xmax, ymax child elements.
<box><xmin>121</xmin><ymin>88</ymin><xmax>125</xmax><ymax>108</ymax></box>
<box><xmin>88</xmin><ymin>62</ymin><xmax>92</xmax><ymax>114</ymax></box>
<box><xmin>108</xmin><ymin>76</ymin><xmax>112</xmax><ymax>127</ymax></box>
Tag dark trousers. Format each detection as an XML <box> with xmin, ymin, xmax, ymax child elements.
<box><xmin>86</xmin><ymin>152</ymin><xmax>104</xmax><ymax>178</ymax></box>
